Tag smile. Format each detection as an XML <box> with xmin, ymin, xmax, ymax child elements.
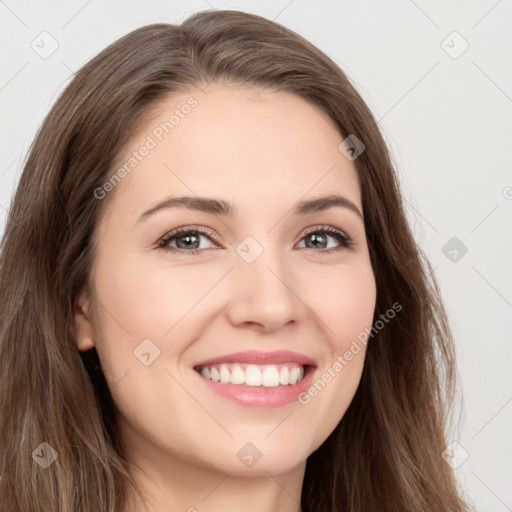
<box><xmin>192</xmin><ymin>349</ymin><xmax>316</xmax><ymax>407</ymax></box>
<box><xmin>195</xmin><ymin>362</ymin><xmax>306</xmax><ymax>387</ymax></box>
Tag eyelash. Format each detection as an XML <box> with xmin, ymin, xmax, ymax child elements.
<box><xmin>156</xmin><ymin>225</ymin><xmax>353</xmax><ymax>256</ymax></box>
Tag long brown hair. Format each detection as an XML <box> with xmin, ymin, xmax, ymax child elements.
<box><xmin>0</xmin><ymin>10</ymin><xmax>468</xmax><ymax>511</ymax></box>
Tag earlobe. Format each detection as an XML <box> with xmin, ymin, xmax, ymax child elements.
<box><xmin>74</xmin><ymin>288</ymin><xmax>95</xmax><ymax>351</ymax></box>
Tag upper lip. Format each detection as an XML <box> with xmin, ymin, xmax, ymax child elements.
<box><xmin>194</xmin><ymin>350</ymin><xmax>316</xmax><ymax>368</ymax></box>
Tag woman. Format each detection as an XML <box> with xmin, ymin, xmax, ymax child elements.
<box><xmin>0</xmin><ymin>9</ymin><xmax>469</xmax><ymax>512</ymax></box>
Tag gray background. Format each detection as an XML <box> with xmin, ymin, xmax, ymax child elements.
<box><xmin>1</xmin><ymin>1</ymin><xmax>511</xmax><ymax>510</ymax></box>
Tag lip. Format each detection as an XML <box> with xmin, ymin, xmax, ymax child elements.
<box><xmin>193</xmin><ymin>350</ymin><xmax>317</xmax><ymax>408</ymax></box>
<box><xmin>193</xmin><ymin>349</ymin><xmax>316</xmax><ymax>367</ymax></box>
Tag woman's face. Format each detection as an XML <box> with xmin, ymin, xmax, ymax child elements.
<box><xmin>75</xmin><ymin>84</ymin><xmax>376</xmax><ymax>479</ymax></box>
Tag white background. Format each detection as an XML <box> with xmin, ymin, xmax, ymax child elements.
<box><xmin>1</xmin><ymin>1</ymin><xmax>511</xmax><ymax>510</ymax></box>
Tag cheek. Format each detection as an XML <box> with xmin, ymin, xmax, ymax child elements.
<box><xmin>300</xmin><ymin>259</ymin><xmax>377</xmax><ymax>344</ymax></box>
<box><xmin>89</xmin><ymin>252</ymin><xmax>233</xmax><ymax>381</ymax></box>
<box><xmin>295</xmin><ymin>261</ymin><xmax>375</xmax><ymax>435</ymax></box>
<box><xmin>92</xmin><ymin>254</ymin><xmax>218</xmax><ymax>337</ymax></box>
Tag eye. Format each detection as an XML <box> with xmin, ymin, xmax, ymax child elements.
<box><xmin>156</xmin><ymin>226</ymin><xmax>219</xmax><ymax>255</ymax></box>
<box><xmin>156</xmin><ymin>224</ymin><xmax>353</xmax><ymax>255</ymax></box>
<box><xmin>296</xmin><ymin>225</ymin><xmax>353</xmax><ymax>254</ymax></box>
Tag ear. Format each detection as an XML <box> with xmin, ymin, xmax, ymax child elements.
<box><xmin>74</xmin><ymin>287</ymin><xmax>95</xmax><ymax>351</ymax></box>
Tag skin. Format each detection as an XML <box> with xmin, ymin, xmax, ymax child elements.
<box><xmin>75</xmin><ymin>83</ymin><xmax>377</xmax><ymax>512</ymax></box>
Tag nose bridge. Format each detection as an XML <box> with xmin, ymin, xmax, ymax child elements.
<box><xmin>227</xmin><ymin>234</ymin><xmax>300</xmax><ymax>329</ymax></box>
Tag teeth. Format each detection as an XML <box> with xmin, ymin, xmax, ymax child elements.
<box><xmin>219</xmin><ymin>365</ymin><xmax>230</xmax><ymax>384</ymax></box>
<box><xmin>289</xmin><ymin>366</ymin><xmax>303</xmax><ymax>385</ymax></box>
<box><xmin>230</xmin><ymin>364</ymin><xmax>245</xmax><ymax>385</ymax></box>
<box><xmin>196</xmin><ymin>362</ymin><xmax>306</xmax><ymax>387</ymax></box>
<box><xmin>262</xmin><ymin>366</ymin><xmax>280</xmax><ymax>387</ymax></box>
<box><xmin>279</xmin><ymin>366</ymin><xmax>289</xmax><ymax>385</ymax></box>
<box><xmin>245</xmin><ymin>364</ymin><xmax>261</xmax><ymax>386</ymax></box>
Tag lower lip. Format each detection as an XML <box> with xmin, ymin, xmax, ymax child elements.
<box><xmin>194</xmin><ymin>366</ymin><xmax>315</xmax><ymax>408</ymax></box>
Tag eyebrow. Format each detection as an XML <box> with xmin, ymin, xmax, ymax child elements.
<box><xmin>137</xmin><ymin>194</ymin><xmax>363</xmax><ymax>222</ymax></box>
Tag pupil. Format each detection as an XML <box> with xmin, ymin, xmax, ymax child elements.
<box><xmin>177</xmin><ymin>234</ymin><xmax>199</xmax><ymax>249</ymax></box>
<box><xmin>308</xmin><ymin>233</ymin><xmax>326</xmax><ymax>249</ymax></box>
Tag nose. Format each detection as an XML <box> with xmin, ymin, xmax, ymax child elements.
<box><xmin>226</xmin><ymin>245</ymin><xmax>304</xmax><ymax>333</ymax></box>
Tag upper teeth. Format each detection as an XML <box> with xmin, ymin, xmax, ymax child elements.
<box><xmin>197</xmin><ymin>363</ymin><xmax>305</xmax><ymax>387</ymax></box>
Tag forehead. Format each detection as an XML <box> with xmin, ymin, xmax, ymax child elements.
<box><xmin>103</xmin><ymin>84</ymin><xmax>361</xmax><ymax>223</ymax></box>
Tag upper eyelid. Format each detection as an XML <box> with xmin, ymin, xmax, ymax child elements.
<box><xmin>301</xmin><ymin>224</ymin><xmax>349</xmax><ymax>237</ymax></box>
